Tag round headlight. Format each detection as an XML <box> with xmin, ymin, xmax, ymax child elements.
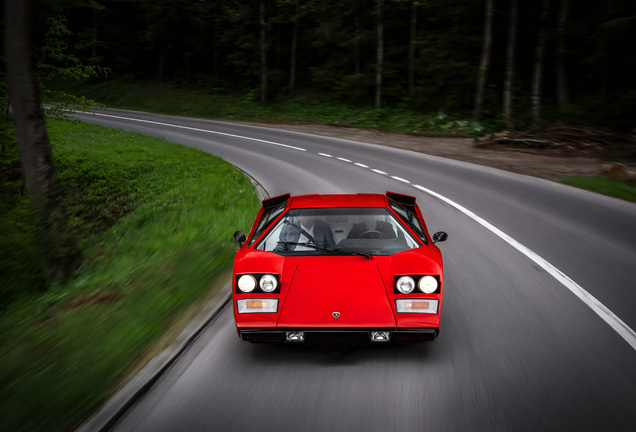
<box><xmin>418</xmin><ymin>276</ymin><xmax>438</xmax><ymax>293</ymax></box>
<box><xmin>237</xmin><ymin>275</ymin><xmax>256</xmax><ymax>292</ymax></box>
<box><xmin>259</xmin><ymin>274</ymin><xmax>278</xmax><ymax>292</ymax></box>
<box><xmin>396</xmin><ymin>276</ymin><xmax>415</xmax><ymax>294</ymax></box>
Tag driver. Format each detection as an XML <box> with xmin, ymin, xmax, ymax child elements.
<box><xmin>274</xmin><ymin>210</ymin><xmax>335</xmax><ymax>252</ymax></box>
<box><xmin>347</xmin><ymin>214</ymin><xmax>396</xmax><ymax>239</ymax></box>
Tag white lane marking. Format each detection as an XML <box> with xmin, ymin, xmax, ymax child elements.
<box><xmin>355</xmin><ymin>163</ymin><xmax>369</xmax><ymax>168</ymax></box>
<box><xmin>391</xmin><ymin>176</ymin><xmax>411</xmax><ymax>184</ymax></box>
<box><xmin>337</xmin><ymin>157</ymin><xmax>352</xmax><ymax>162</ymax></box>
<box><xmin>82</xmin><ymin>112</ymin><xmax>307</xmax><ymax>152</ymax></box>
<box><xmin>318</xmin><ymin>153</ymin><xmax>333</xmax><ymax>157</ymax></box>
<box><xmin>411</xmin><ymin>183</ymin><xmax>636</xmax><ymax>351</ymax></box>
<box><xmin>70</xmin><ymin>112</ymin><xmax>636</xmax><ymax>350</ymax></box>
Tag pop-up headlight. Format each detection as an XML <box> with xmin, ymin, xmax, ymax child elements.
<box><xmin>237</xmin><ymin>275</ymin><xmax>257</xmax><ymax>293</ymax></box>
<box><xmin>259</xmin><ymin>274</ymin><xmax>278</xmax><ymax>292</ymax></box>
<box><xmin>418</xmin><ymin>276</ymin><xmax>439</xmax><ymax>293</ymax></box>
<box><xmin>396</xmin><ymin>276</ymin><xmax>415</xmax><ymax>293</ymax></box>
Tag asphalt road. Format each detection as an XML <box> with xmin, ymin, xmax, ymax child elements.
<box><xmin>71</xmin><ymin>108</ymin><xmax>636</xmax><ymax>431</ymax></box>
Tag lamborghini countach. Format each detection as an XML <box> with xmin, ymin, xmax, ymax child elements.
<box><xmin>232</xmin><ymin>191</ymin><xmax>447</xmax><ymax>344</ymax></box>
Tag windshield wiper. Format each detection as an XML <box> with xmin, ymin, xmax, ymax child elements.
<box><xmin>277</xmin><ymin>241</ymin><xmax>329</xmax><ymax>251</ymax></box>
<box><xmin>333</xmin><ymin>245</ymin><xmax>373</xmax><ymax>259</ymax></box>
<box><xmin>277</xmin><ymin>241</ymin><xmax>372</xmax><ymax>259</ymax></box>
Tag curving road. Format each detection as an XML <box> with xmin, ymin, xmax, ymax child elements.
<box><xmin>71</xmin><ymin>109</ymin><xmax>636</xmax><ymax>431</ymax></box>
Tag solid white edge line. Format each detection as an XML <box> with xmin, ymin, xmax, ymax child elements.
<box><xmin>391</xmin><ymin>176</ymin><xmax>411</xmax><ymax>183</ymax></box>
<box><xmin>411</xmin><ymin>183</ymin><xmax>636</xmax><ymax>351</ymax></box>
<box><xmin>83</xmin><ymin>111</ymin><xmax>307</xmax><ymax>152</ymax></box>
<box><xmin>74</xmin><ymin>108</ymin><xmax>636</xmax><ymax>351</ymax></box>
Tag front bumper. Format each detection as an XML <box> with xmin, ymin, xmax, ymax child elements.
<box><xmin>240</xmin><ymin>329</ymin><xmax>437</xmax><ymax>344</ymax></box>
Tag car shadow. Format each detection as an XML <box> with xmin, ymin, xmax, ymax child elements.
<box><xmin>245</xmin><ymin>339</ymin><xmax>446</xmax><ymax>367</ymax></box>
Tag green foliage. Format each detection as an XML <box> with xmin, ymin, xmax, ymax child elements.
<box><xmin>0</xmin><ymin>119</ymin><xmax>260</xmax><ymax>431</ymax></box>
<box><xmin>37</xmin><ymin>14</ymin><xmax>109</xmax><ymax>116</ymax></box>
<box><xmin>38</xmin><ymin>15</ymin><xmax>106</xmax><ymax>81</ymax></box>
<box><xmin>38</xmin><ymin>0</ymin><xmax>636</xmax><ymax>126</ymax></box>
<box><xmin>560</xmin><ymin>175</ymin><xmax>636</xmax><ymax>202</ymax></box>
<box><xmin>53</xmin><ymin>76</ymin><xmax>490</xmax><ymax>136</ymax></box>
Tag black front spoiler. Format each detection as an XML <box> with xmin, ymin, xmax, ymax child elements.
<box><xmin>240</xmin><ymin>329</ymin><xmax>436</xmax><ymax>344</ymax></box>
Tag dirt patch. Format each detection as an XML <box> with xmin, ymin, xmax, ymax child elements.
<box><xmin>242</xmin><ymin>122</ymin><xmax>636</xmax><ymax>182</ymax></box>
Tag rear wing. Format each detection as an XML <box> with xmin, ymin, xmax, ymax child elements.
<box><xmin>386</xmin><ymin>191</ymin><xmax>416</xmax><ymax>213</ymax></box>
<box><xmin>262</xmin><ymin>193</ymin><xmax>290</xmax><ymax>213</ymax></box>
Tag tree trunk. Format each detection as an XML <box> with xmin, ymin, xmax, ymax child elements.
<box><xmin>91</xmin><ymin>11</ymin><xmax>98</xmax><ymax>59</ymax></box>
<box><xmin>185</xmin><ymin>52</ymin><xmax>191</xmax><ymax>84</ymax></box>
<box><xmin>289</xmin><ymin>0</ymin><xmax>299</xmax><ymax>94</ymax></box>
<box><xmin>375</xmin><ymin>0</ymin><xmax>384</xmax><ymax>110</ymax></box>
<box><xmin>473</xmin><ymin>0</ymin><xmax>494</xmax><ymax>123</ymax></box>
<box><xmin>532</xmin><ymin>0</ymin><xmax>550</xmax><ymax>129</ymax></box>
<box><xmin>503</xmin><ymin>0</ymin><xmax>518</xmax><ymax>129</ymax></box>
<box><xmin>556</xmin><ymin>0</ymin><xmax>570</xmax><ymax>112</ymax></box>
<box><xmin>4</xmin><ymin>0</ymin><xmax>80</xmax><ymax>286</ymax></box>
<box><xmin>212</xmin><ymin>24</ymin><xmax>219</xmax><ymax>91</ymax></box>
<box><xmin>259</xmin><ymin>0</ymin><xmax>268</xmax><ymax>105</ymax></box>
<box><xmin>158</xmin><ymin>49</ymin><xmax>164</xmax><ymax>81</ymax></box>
<box><xmin>354</xmin><ymin>12</ymin><xmax>361</xmax><ymax>98</ymax></box>
<box><xmin>408</xmin><ymin>0</ymin><xmax>417</xmax><ymax>101</ymax></box>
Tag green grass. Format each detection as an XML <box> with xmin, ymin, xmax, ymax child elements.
<box><xmin>560</xmin><ymin>175</ymin><xmax>636</xmax><ymax>202</ymax></box>
<box><xmin>0</xmin><ymin>119</ymin><xmax>260</xmax><ymax>431</ymax></box>
<box><xmin>50</xmin><ymin>76</ymin><xmax>486</xmax><ymax>137</ymax></box>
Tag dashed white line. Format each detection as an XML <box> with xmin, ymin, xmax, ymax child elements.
<box><xmin>391</xmin><ymin>176</ymin><xmax>411</xmax><ymax>184</ymax></box>
<box><xmin>80</xmin><ymin>112</ymin><xmax>308</xmax><ymax>152</ymax></box>
<box><xmin>359</xmin><ymin>163</ymin><xmax>636</xmax><ymax>351</ymax></box>
<box><xmin>411</xmin><ymin>183</ymin><xmax>636</xmax><ymax>352</ymax></box>
<box><xmin>67</xmin><ymin>114</ymin><xmax>636</xmax><ymax>351</ymax></box>
<box><xmin>354</xmin><ymin>163</ymin><xmax>369</xmax><ymax>168</ymax></box>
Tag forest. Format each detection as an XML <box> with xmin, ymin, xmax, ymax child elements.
<box><xmin>1</xmin><ymin>3</ymin><xmax>635</xmax><ymax>430</ymax></box>
<box><xmin>7</xmin><ymin>0</ymin><xmax>636</xmax><ymax>131</ymax></box>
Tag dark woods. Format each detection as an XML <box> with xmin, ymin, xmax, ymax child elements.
<box><xmin>2</xmin><ymin>0</ymin><xmax>636</xmax><ymax>130</ymax></box>
<box><xmin>49</xmin><ymin>0</ymin><xmax>635</xmax><ymax>129</ymax></box>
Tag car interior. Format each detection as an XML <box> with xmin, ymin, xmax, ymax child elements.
<box><xmin>256</xmin><ymin>208</ymin><xmax>421</xmax><ymax>254</ymax></box>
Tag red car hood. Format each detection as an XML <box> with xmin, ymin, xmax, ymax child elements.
<box><xmin>277</xmin><ymin>257</ymin><xmax>396</xmax><ymax>328</ymax></box>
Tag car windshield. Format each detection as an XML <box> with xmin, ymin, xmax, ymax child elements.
<box><xmin>256</xmin><ymin>207</ymin><xmax>421</xmax><ymax>256</ymax></box>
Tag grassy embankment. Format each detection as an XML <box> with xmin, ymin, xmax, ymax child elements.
<box><xmin>0</xmin><ymin>118</ymin><xmax>260</xmax><ymax>431</ymax></box>
<box><xmin>57</xmin><ymin>77</ymin><xmax>636</xmax><ymax>202</ymax></box>
<box><xmin>560</xmin><ymin>175</ymin><xmax>636</xmax><ymax>202</ymax></box>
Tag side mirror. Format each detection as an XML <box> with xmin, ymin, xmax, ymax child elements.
<box><xmin>432</xmin><ymin>231</ymin><xmax>448</xmax><ymax>244</ymax></box>
<box><xmin>234</xmin><ymin>230</ymin><xmax>246</xmax><ymax>246</ymax></box>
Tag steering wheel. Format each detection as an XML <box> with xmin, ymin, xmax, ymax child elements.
<box><xmin>359</xmin><ymin>230</ymin><xmax>389</xmax><ymax>239</ymax></box>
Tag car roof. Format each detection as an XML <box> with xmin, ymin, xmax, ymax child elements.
<box><xmin>287</xmin><ymin>193</ymin><xmax>388</xmax><ymax>208</ymax></box>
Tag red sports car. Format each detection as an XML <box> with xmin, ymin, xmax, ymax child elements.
<box><xmin>232</xmin><ymin>192</ymin><xmax>447</xmax><ymax>344</ymax></box>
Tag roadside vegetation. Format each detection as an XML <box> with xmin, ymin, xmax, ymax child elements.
<box><xmin>59</xmin><ymin>77</ymin><xmax>636</xmax><ymax>203</ymax></box>
<box><xmin>560</xmin><ymin>175</ymin><xmax>636</xmax><ymax>202</ymax></box>
<box><xmin>0</xmin><ymin>119</ymin><xmax>260</xmax><ymax>432</ymax></box>
<box><xmin>54</xmin><ymin>76</ymin><xmax>486</xmax><ymax>137</ymax></box>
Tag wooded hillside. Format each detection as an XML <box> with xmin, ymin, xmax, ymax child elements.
<box><xmin>7</xmin><ymin>0</ymin><xmax>636</xmax><ymax>129</ymax></box>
